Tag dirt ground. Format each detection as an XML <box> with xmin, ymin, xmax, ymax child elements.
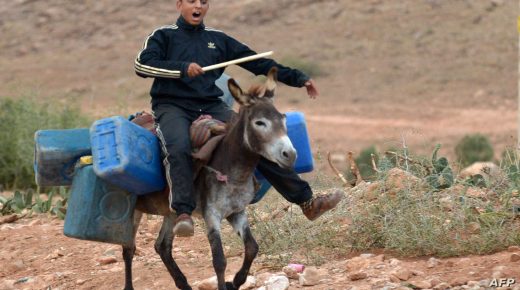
<box><xmin>1</xmin><ymin>0</ymin><xmax>519</xmax><ymax>289</ymax></box>
<box><xmin>1</xmin><ymin>214</ymin><xmax>520</xmax><ymax>290</ymax></box>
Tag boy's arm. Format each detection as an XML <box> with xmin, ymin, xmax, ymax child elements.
<box><xmin>134</xmin><ymin>29</ymin><xmax>189</xmax><ymax>79</ymax></box>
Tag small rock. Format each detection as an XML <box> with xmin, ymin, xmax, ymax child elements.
<box><xmin>266</xmin><ymin>275</ymin><xmax>289</xmax><ymax>290</ymax></box>
<box><xmin>409</xmin><ymin>280</ymin><xmax>432</xmax><ymax>289</ymax></box>
<box><xmin>511</xmin><ymin>253</ymin><xmax>520</xmax><ymax>262</ymax></box>
<box><xmin>298</xmin><ymin>267</ymin><xmax>325</xmax><ymax>286</ymax></box>
<box><xmin>429</xmin><ymin>277</ymin><xmax>442</xmax><ymax>287</ymax></box>
<box><xmin>393</xmin><ymin>268</ymin><xmax>412</xmax><ymax>281</ymax></box>
<box><xmin>389</xmin><ymin>275</ymin><xmax>401</xmax><ymax>283</ymax></box>
<box><xmin>98</xmin><ymin>256</ymin><xmax>117</xmax><ymax>265</ymax></box>
<box><xmin>427</xmin><ymin>257</ymin><xmax>439</xmax><ymax>268</ymax></box>
<box><xmin>348</xmin><ymin>271</ymin><xmax>368</xmax><ymax>281</ymax></box>
<box><xmin>360</xmin><ymin>253</ymin><xmax>374</xmax><ymax>259</ymax></box>
<box><xmin>0</xmin><ymin>280</ymin><xmax>16</xmax><ymax>290</ymax></box>
<box><xmin>450</xmin><ymin>277</ymin><xmax>467</xmax><ymax>286</ymax></box>
<box><xmin>197</xmin><ymin>276</ymin><xmax>217</xmax><ymax>290</ymax></box>
<box><xmin>508</xmin><ymin>246</ymin><xmax>520</xmax><ymax>252</ymax></box>
<box><xmin>76</xmin><ymin>279</ymin><xmax>87</xmax><ymax>285</ymax></box>
<box><xmin>282</xmin><ymin>266</ymin><xmax>299</xmax><ymax>280</ymax></box>
<box><xmin>389</xmin><ymin>258</ymin><xmax>401</xmax><ymax>266</ymax></box>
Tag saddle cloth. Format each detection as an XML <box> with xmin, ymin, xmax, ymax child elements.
<box><xmin>130</xmin><ymin>111</ymin><xmax>227</xmax><ymax>174</ymax></box>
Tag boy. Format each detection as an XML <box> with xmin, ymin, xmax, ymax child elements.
<box><xmin>135</xmin><ymin>0</ymin><xmax>343</xmax><ymax>237</ymax></box>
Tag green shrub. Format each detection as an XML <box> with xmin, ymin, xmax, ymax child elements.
<box><xmin>455</xmin><ymin>134</ymin><xmax>494</xmax><ymax>167</ymax></box>
<box><xmin>0</xmin><ymin>98</ymin><xmax>91</xmax><ymax>189</ymax></box>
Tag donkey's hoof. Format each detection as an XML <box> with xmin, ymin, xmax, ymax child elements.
<box><xmin>225</xmin><ymin>282</ymin><xmax>238</xmax><ymax>290</ymax></box>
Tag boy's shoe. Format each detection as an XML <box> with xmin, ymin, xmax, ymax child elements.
<box><xmin>299</xmin><ymin>189</ymin><xmax>344</xmax><ymax>221</ymax></box>
<box><xmin>173</xmin><ymin>213</ymin><xmax>195</xmax><ymax>237</ymax></box>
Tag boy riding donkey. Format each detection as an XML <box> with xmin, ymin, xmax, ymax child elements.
<box><xmin>135</xmin><ymin>0</ymin><xmax>343</xmax><ymax>237</ymax></box>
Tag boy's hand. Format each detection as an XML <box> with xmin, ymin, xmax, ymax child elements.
<box><xmin>187</xmin><ymin>63</ymin><xmax>204</xmax><ymax>78</ymax></box>
<box><xmin>304</xmin><ymin>79</ymin><xmax>319</xmax><ymax>99</ymax></box>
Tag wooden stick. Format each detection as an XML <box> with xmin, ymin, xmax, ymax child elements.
<box><xmin>348</xmin><ymin>151</ymin><xmax>364</xmax><ymax>186</ymax></box>
<box><xmin>371</xmin><ymin>153</ymin><xmax>381</xmax><ymax>173</ymax></box>
<box><xmin>327</xmin><ymin>152</ymin><xmax>350</xmax><ymax>187</ymax></box>
<box><xmin>202</xmin><ymin>51</ymin><xmax>274</xmax><ymax>72</ymax></box>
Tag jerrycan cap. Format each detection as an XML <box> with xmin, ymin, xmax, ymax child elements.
<box><xmin>79</xmin><ymin>155</ymin><xmax>93</xmax><ymax>165</ymax></box>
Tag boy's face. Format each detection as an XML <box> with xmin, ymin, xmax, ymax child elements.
<box><xmin>176</xmin><ymin>0</ymin><xmax>209</xmax><ymax>26</ymax></box>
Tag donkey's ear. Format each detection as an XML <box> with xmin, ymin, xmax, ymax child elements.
<box><xmin>228</xmin><ymin>78</ymin><xmax>253</xmax><ymax>106</ymax></box>
<box><xmin>264</xmin><ymin>67</ymin><xmax>278</xmax><ymax>98</ymax></box>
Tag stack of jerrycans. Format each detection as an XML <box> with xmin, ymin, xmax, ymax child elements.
<box><xmin>35</xmin><ymin>110</ymin><xmax>314</xmax><ymax>243</ymax></box>
<box><xmin>34</xmin><ymin>116</ymin><xmax>165</xmax><ymax>246</ymax></box>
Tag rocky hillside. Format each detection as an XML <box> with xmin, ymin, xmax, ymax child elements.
<box><xmin>0</xmin><ymin>0</ymin><xmax>516</xmax><ymax>154</ymax></box>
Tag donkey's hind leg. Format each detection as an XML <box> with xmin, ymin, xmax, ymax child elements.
<box><xmin>122</xmin><ymin>210</ymin><xmax>143</xmax><ymax>290</ymax></box>
<box><xmin>226</xmin><ymin>211</ymin><xmax>259</xmax><ymax>290</ymax></box>
<box><xmin>155</xmin><ymin>213</ymin><xmax>192</xmax><ymax>290</ymax></box>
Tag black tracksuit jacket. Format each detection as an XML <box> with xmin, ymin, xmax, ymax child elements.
<box><xmin>135</xmin><ymin>16</ymin><xmax>310</xmax><ymax>107</ymax></box>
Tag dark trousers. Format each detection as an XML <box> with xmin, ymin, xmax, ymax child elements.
<box><xmin>152</xmin><ymin>101</ymin><xmax>313</xmax><ymax>215</ymax></box>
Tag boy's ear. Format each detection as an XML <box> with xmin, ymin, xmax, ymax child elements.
<box><xmin>176</xmin><ymin>0</ymin><xmax>182</xmax><ymax>11</ymax></box>
<box><xmin>228</xmin><ymin>79</ymin><xmax>253</xmax><ymax>106</ymax></box>
<box><xmin>264</xmin><ymin>67</ymin><xmax>278</xmax><ymax>98</ymax></box>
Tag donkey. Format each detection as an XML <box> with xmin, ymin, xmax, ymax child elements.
<box><xmin>122</xmin><ymin>67</ymin><xmax>296</xmax><ymax>290</ymax></box>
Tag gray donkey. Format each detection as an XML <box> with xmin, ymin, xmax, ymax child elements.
<box><xmin>122</xmin><ymin>67</ymin><xmax>296</xmax><ymax>290</ymax></box>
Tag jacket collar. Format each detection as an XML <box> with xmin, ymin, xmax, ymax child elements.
<box><xmin>176</xmin><ymin>16</ymin><xmax>205</xmax><ymax>31</ymax></box>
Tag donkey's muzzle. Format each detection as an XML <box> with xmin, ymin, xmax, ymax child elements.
<box><xmin>280</xmin><ymin>148</ymin><xmax>297</xmax><ymax>169</ymax></box>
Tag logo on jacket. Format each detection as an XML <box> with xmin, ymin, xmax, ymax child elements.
<box><xmin>208</xmin><ymin>42</ymin><xmax>216</xmax><ymax>49</ymax></box>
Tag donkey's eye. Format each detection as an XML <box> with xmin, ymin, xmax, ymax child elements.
<box><xmin>255</xmin><ymin>120</ymin><xmax>266</xmax><ymax>127</ymax></box>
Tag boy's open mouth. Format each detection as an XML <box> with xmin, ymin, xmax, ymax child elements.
<box><xmin>192</xmin><ymin>11</ymin><xmax>201</xmax><ymax>20</ymax></box>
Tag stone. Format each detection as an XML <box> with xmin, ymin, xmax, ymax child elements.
<box><xmin>389</xmin><ymin>258</ymin><xmax>401</xmax><ymax>266</ymax></box>
<box><xmin>511</xmin><ymin>253</ymin><xmax>520</xmax><ymax>262</ymax></box>
<box><xmin>298</xmin><ymin>267</ymin><xmax>325</xmax><ymax>286</ymax></box>
<box><xmin>450</xmin><ymin>277</ymin><xmax>467</xmax><ymax>286</ymax></box>
<box><xmin>0</xmin><ymin>280</ymin><xmax>16</xmax><ymax>290</ymax></box>
<box><xmin>241</xmin><ymin>276</ymin><xmax>256</xmax><ymax>290</ymax></box>
<box><xmin>76</xmin><ymin>279</ymin><xmax>87</xmax><ymax>285</ymax></box>
<box><xmin>392</xmin><ymin>268</ymin><xmax>412</xmax><ymax>281</ymax></box>
<box><xmin>409</xmin><ymin>280</ymin><xmax>432</xmax><ymax>289</ymax></box>
<box><xmin>265</xmin><ymin>275</ymin><xmax>290</xmax><ymax>290</ymax></box>
<box><xmin>348</xmin><ymin>271</ymin><xmax>368</xmax><ymax>281</ymax></box>
<box><xmin>282</xmin><ymin>266</ymin><xmax>299</xmax><ymax>280</ymax></box>
<box><xmin>429</xmin><ymin>277</ymin><xmax>442</xmax><ymax>287</ymax></box>
<box><xmin>197</xmin><ymin>276</ymin><xmax>217</xmax><ymax>290</ymax></box>
<box><xmin>97</xmin><ymin>256</ymin><xmax>117</xmax><ymax>265</ymax></box>
<box><xmin>507</xmin><ymin>246</ymin><xmax>520</xmax><ymax>252</ymax></box>
<box><xmin>459</xmin><ymin>162</ymin><xmax>505</xmax><ymax>187</ymax></box>
<box><xmin>427</xmin><ymin>257</ymin><xmax>439</xmax><ymax>268</ymax></box>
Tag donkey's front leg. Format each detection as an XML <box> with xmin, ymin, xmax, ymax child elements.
<box><xmin>122</xmin><ymin>210</ymin><xmax>143</xmax><ymax>290</ymax></box>
<box><xmin>155</xmin><ymin>213</ymin><xmax>192</xmax><ymax>290</ymax></box>
<box><xmin>226</xmin><ymin>211</ymin><xmax>258</xmax><ymax>290</ymax></box>
<box><xmin>205</xmin><ymin>213</ymin><xmax>229</xmax><ymax>290</ymax></box>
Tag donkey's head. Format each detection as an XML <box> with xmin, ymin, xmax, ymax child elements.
<box><xmin>227</xmin><ymin>67</ymin><xmax>297</xmax><ymax>169</ymax></box>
